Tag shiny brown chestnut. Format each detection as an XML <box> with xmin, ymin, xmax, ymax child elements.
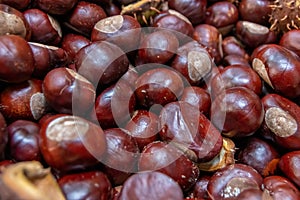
<box><xmin>39</xmin><ymin>114</ymin><xmax>107</xmax><ymax>172</ymax></box>
<box><xmin>43</xmin><ymin>67</ymin><xmax>96</xmax><ymax>116</ymax></box>
<box><xmin>0</xmin><ymin>4</ymin><xmax>31</xmax><ymax>40</ymax></box>
<box><xmin>23</xmin><ymin>9</ymin><xmax>62</xmax><ymax>45</ymax></box>
<box><xmin>222</xmin><ymin>54</ymin><xmax>251</xmax><ymax>67</ymax></box>
<box><xmin>278</xmin><ymin>151</ymin><xmax>300</xmax><ymax>188</ymax></box>
<box><xmin>252</xmin><ymin>44</ymin><xmax>300</xmax><ymax>99</ymax></box>
<box><xmin>211</xmin><ymin>87</ymin><xmax>264</xmax><ymax>137</ymax></box>
<box><xmin>58</xmin><ymin>171</ymin><xmax>112</xmax><ymax>200</ymax></box>
<box><xmin>34</xmin><ymin>0</ymin><xmax>78</xmax><ymax>15</ymax></box>
<box><xmin>279</xmin><ymin>29</ymin><xmax>300</xmax><ymax>57</ymax></box>
<box><xmin>188</xmin><ymin>175</ymin><xmax>210</xmax><ymax>199</ymax></box>
<box><xmin>65</xmin><ymin>1</ymin><xmax>106</xmax><ymax>36</ymax></box>
<box><xmin>261</xmin><ymin>94</ymin><xmax>300</xmax><ymax>150</ymax></box>
<box><xmin>0</xmin><ymin>35</ymin><xmax>34</xmax><ymax>83</ymax></box>
<box><xmin>0</xmin><ymin>79</ymin><xmax>48</xmax><ymax>122</ymax></box>
<box><xmin>118</xmin><ymin>171</ymin><xmax>184</xmax><ymax>200</ymax></box>
<box><xmin>139</xmin><ymin>141</ymin><xmax>199</xmax><ymax>192</ymax></box>
<box><xmin>7</xmin><ymin>120</ymin><xmax>41</xmax><ymax>162</ymax></box>
<box><xmin>222</xmin><ymin>36</ymin><xmax>250</xmax><ymax>61</ymax></box>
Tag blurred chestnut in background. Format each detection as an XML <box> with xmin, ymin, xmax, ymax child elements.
<box><xmin>0</xmin><ymin>0</ymin><xmax>31</xmax><ymax>10</ymax></box>
<box><xmin>34</xmin><ymin>0</ymin><xmax>78</xmax><ymax>15</ymax></box>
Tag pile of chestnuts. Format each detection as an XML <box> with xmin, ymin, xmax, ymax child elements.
<box><xmin>0</xmin><ymin>0</ymin><xmax>300</xmax><ymax>199</ymax></box>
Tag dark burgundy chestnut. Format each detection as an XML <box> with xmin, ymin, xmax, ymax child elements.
<box><xmin>0</xmin><ymin>35</ymin><xmax>34</xmax><ymax>83</ymax></box>
<box><xmin>0</xmin><ymin>0</ymin><xmax>31</xmax><ymax>10</ymax></box>
<box><xmin>58</xmin><ymin>171</ymin><xmax>112</xmax><ymax>200</ymax></box>
<box><xmin>222</xmin><ymin>36</ymin><xmax>250</xmax><ymax>61</ymax></box>
<box><xmin>103</xmin><ymin>3</ymin><xmax>121</xmax><ymax>16</ymax></box>
<box><xmin>61</xmin><ymin>33</ymin><xmax>91</xmax><ymax>61</ymax></box>
<box><xmin>139</xmin><ymin>141</ymin><xmax>199</xmax><ymax>192</ymax></box>
<box><xmin>159</xmin><ymin>101</ymin><xmax>223</xmax><ymax>162</ymax></box>
<box><xmin>43</xmin><ymin>67</ymin><xmax>96</xmax><ymax>116</ymax></box>
<box><xmin>102</xmin><ymin>128</ymin><xmax>139</xmax><ymax>185</ymax></box>
<box><xmin>135</xmin><ymin>67</ymin><xmax>184</xmax><ymax>109</ymax></box>
<box><xmin>125</xmin><ymin>110</ymin><xmax>159</xmax><ymax>150</ymax></box>
<box><xmin>237</xmin><ymin>137</ymin><xmax>279</xmax><ymax>177</ymax></box>
<box><xmin>263</xmin><ymin>176</ymin><xmax>300</xmax><ymax>200</ymax></box>
<box><xmin>0</xmin><ymin>4</ymin><xmax>31</xmax><ymax>40</ymax></box>
<box><xmin>171</xmin><ymin>41</ymin><xmax>213</xmax><ymax>85</ymax></box>
<box><xmin>23</xmin><ymin>9</ymin><xmax>62</xmax><ymax>45</ymax></box>
<box><xmin>279</xmin><ymin>29</ymin><xmax>300</xmax><ymax>57</ymax></box>
<box><xmin>222</xmin><ymin>54</ymin><xmax>251</xmax><ymax>67</ymax></box>
<box><xmin>75</xmin><ymin>41</ymin><xmax>129</xmax><ymax>89</ymax></box>
<box><xmin>261</xmin><ymin>94</ymin><xmax>300</xmax><ymax>150</ymax></box>
<box><xmin>180</xmin><ymin>86</ymin><xmax>211</xmax><ymax>116</ymax></box>
<box><xmin>210</xmin><ymin>64</ymin><xmax>262</xmax><ymax>98</ymax></box>
<box><xmin>0</xmin><ymin>79</ymin><xmax>48</xmax><ymax>122</ymax></box>
<box><xmin>193</xmin><ymin>24</ymin><xmax>223</xmax><ymax>64</ymax></box>
<box><xmin>137</xmin><ymin>30</ymin><xmax>179</xmax><ymax>64</ymax></box>
<box><xmin>278</xmin><ymin>151</ymin><xmax>300</xmax><ymax>188</ymax></box>
<box><xmin>188</xmin><ymin>175</ymin><xmax>210</xmax><ymax>199</ymax></box>
<box><xmin>168</xmin><ymin>0</ymin><xmax>207</xmax><ymax>25</ymax></box>
<box><xmin>29</xmin><ymin>42</ymin><xmax>69</xmax><ymax>78</ymax></box>
<box><xmin>65</xmin><ymin>1</ymin><xmax>107</xmax><ymax>36</ymax></box>
<box><xmin>207</xmin><ymin>164</ymin><xmax>263</xmax><ymax>200</ymax></box>
<box><xmin>39</xmin><ymin>114</ymin><xmax>107</xmax><ymax>172</ymax></box>
<box><xmin>252</xmin><ymin>44</ymin><xmax>300</xmax><ymax>99</ymax></box>
<box><xmin>211</xmin><ymin>87</ymin><xmax>264</xmax><ymax>137</ymax></box>
<box><xmin>7</xmin><ymin>120</ymin><xmax>41</xmax><ymax>162</ymax></box>
<box><xmin>0</xmin><ymin>112</ymin><xmax>7</xmax><ymax>159</ymax></box>
<box><xmin>91</xmin><ymin>15</ymin><xmax>141</xmax><ymax>51</ymax></box>
<box><xmin>118</xmin><ymin>171</ymin><xmax>184</xmax><ymax>200</ymax></box>
<box><xmin>35</xmin><ymin>0</ymin><xmax>78</xmax><ymax>15</ymax></box>
<box><xmin>95</xmin><ymin>81</ymin><xmax>136</xmax><ymax>129</ymax></box>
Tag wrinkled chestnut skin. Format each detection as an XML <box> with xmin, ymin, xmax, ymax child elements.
<box><xmin>279</xmin><ymin>29</ymin><xmax>300</xmax><ymax>57</ymax></box>
<box><xmin>159</xmin><ymin>101</ymin><xmax>223</xmax><ymax>162</ymax></box>
<box><xmin>119</xmin><ymin>171</ymin><xmax>184</xmax><ymax>200</ymax></box>
<box><xmin>252</xmin><ymin>44</ymin><xmax>300</xmax><ymax>99</ymax></box>
<box><xmin>0</xmin><ymin>0</ymin><xmax>31</xmax><ymax>10</ymax></box>
<box><xmin>135</xmin><ymin>67</ymin><xmax>184</xmax><ymax>109</ymax></box>
<box><xmin>7</xmin><ymin>120</ymin><xmax>41</xmax><ymax>162</ymax></box>
<box><xmin>139</xmin><ymin>141</ymin><xmax>199</xmax><ymax>192</ymax></box>
<box><xmin>65</xmin><ymin>1</ymin><xmax>106</xmax><ymax>36</ymax></box>
<box><xmin>102</xmin><ymin>128</ymin><xmax>139</xmax><ymax>186</ymax></box>
<box><xmin>75</xmin><ymin>41</ymin><xmax>129</xmax><ymax>89</ymax></box>
<box><xmin>34</xmin><ymin>0</ymin><xmax>78</xmax><ymax>15</ymax></box>
<box><xmin>278</xmin><ymin>151</ymin><xmax>300</xmax><ymax>188</ymax></box>
<box><xmin>43</xmin><ymin>68</ymin><xmax>96</xmax><ymax>116</ymax></box>
<box><xmin>0</xmin><ymin>79</ymin><xmax>47</xmax><ymax>122</ymax></box>
<box><xmin>0</xmin><ymin>112</ymin><xmax>7</xmax><ymax>159</ymax></box>
<box><xmin>168</xmin><ymin>0</ymin><xmax>206</xmax><ymax>25</ymax></box>
<box><xmin>211</xmin><ymin>87</ymin><xmax>264</xmax><ymax>137</ymax></box>
<box><xmin>261</xmin><ymin>94</ymin><xmax>300</xmax><ymax>150</ymax></box>
<box><xmin>0</xmin><ymin>35</ymin><xmax>34</xmax><ymax>83</ymax></box>
<box><xmin>237</xmin><ymin>137</ymin><xmax>279</xmax><ymax>176</ymax></box>
<box><xmin>125</xmin><ymin>110</ymin><xmax>159</xmax><ymax>150</ymax></box>
<box><xmin>23</xmin><ymin>9</ymin><xmax>62</xmax><ymax>45</ymax></box>
<box><xmin>210</xmin><ymin>65</ymin><xmax>262</xmax><ymax>98</ymax></box>
<box><xmin>39</xmin><ymin>114</ymin><xmax>107</xmax><ymax>172</ymax></box>
<box><xmin>58</xmin><ymin>171</ymin><xmax>112</xmax><ymax>200</ymax></box>
<box><xmin>263</xmin><ymin>176</ymin><xmax>300</xmax><ymax>200</ymax></box>
<box><xmin>207</xmin><ymin>164</ymin><xmax>263</xmax><ymax>200</ymax></box>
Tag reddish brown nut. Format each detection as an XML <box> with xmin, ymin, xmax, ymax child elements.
<box><xmin>125</xmin><ymin>110</ymin><xmax>159</xmax><ymax>150</ymax></box>
<box><xmin>103</xmin><ymin>3</ymin><xmax>121</xmax><ymax>16</ymax></box>
<box><xmin>91</xmin><ymin>15</ymin><xmax>141</xmax><ymax>51</ymax></box>
<box><xmin>0</xmin><ymin>112</ymin><xmax>7</xmax><ymax>159</ymax></box>
<box><xmin>65</xmin><ymin>1</ymin><xmax>106</xmax><ymax>36</ymax></box>
<box><xmin>252</xmin><ymin>44</ymin><xmax>300</xmax><ymax>99</ymax></box>
<box><xmin>188</xmin><ymin>175</ymin><xmax>210</xmax><ymax>199</ymax></box>
<box><xmin>279</xmin><ymin>29</ymin><xmax>300</xmax><ymax>57</ymax></box>
<box><xmin>0</xmin><ymin>35</ymin><xmax>34</xmax><ymax>83</ymax></box>
<box><xmin>29</xmin><ymin>42</ymin><xmax>69</xmax><ymax>78</ymax></box>
<box><xmin>75</xmin><ymin>41</ymin><xmax>129</xmax><ymax>89</ymax></box>
<box><xmin>34</xmin><ymin>0</ymin><xmax>78</xmax><ymax>15</ymax></box>
<box><xmin>0</xmin><ymin>0</ymin><xmax>31</xmax><ymax>10</ymax></box>
<box><xmin>237</xmin><ymin>137</ymin><xmax>279</xmax><ymax>177</ymax></box>
<box><xmin>159</xmin><ymin>101</ymin><xmax>223</xmax><ymax>162</ymax></box>
<box><xmin>222</xmin><ymin>55</ymin><xmax>251</xmax><ymax>67</ymax></box>
<box><xmin>135</xmin><ymin>67</ymin><xmax>184</xmax><ymax>109</ymax></box>
<box><xmin>231</xmin><ymin>188</ymin><xmax>263</xmax><ymax>200</ymax></box>
<box><xmin>222</xmin><ymin>36</ymin><xmax>250</xmax><ymax>61</ymax></box>
<box><xmin>168</xmin><ymin>0</ymin><xmax>206</xmax><ymax>25</ymax></box>
<box><xmin>171</xmin><ymin>41</ymin><xmax>213</xmax><ymax>85</ymax></box>
<box><xmin>39</xmin><ymin>114</ymin><xmax>107</xmax><ymax>172</ymax></box>
<box><xmin>207</xmin><ymin>164</ymin><xmax>263</xmax><ymax>199</ymax></box>
<box><xmin>278</xmin><ymin>151</ymin><xmax>300</xmax><ymax>188</ymax></box>
<box><xmin>139</xmin><ymin>141</ymin><xmax>199</xmax><ymax>192</ymax></box>
<box><xmin>211</xmin><ymin>87</ymin><xmax>264</xmax><ymax>137</ymax></box>
<box><xmin>58</xmin><ymin>171</ymin><xmax>112</xmax><ymax>200</ymax></box>
<box><xmin>0</xmin><ymin>79</ymin><xmax>48</xmax><ymax>122</ymax></box>
<box><xmin>210</xmin><ymin>64</ymin><xmax>262</xmax><ymax>98</ymax></box>
<box><xmin>263</xmin><ymin>175</ymin><xmax>300</xmax><ymax>200</ymax></box>
<box><xmin>23</xmin><ymin>9</ymin><xmax>62</xmax><ymax>45</ymax></box>
<box><xmin>261</xmin><ymin>93</ymin><xmax>300</xmax><ymax>150</ymax></box>
<box><xmin>0</xmin><ymin>4</ymin><xmax>31</xmax><ymax>40</ymax></box>
<box><xmin>102</xmin><ymin>128</ymin><xmax>139</xmax><ymax>185</ymax></box>
<box><xmin>193</xmin><ymin>24</ymin><xmax>223</xmax><ymax>64</ymax></box>
<box><xmin>118</xmin><ymin>171</ymin><xmax>184</xmax><ymax>200</ymax></box>
<box><xmin>7</xmin><ymin>120</ymin><xmax>41</xmax><ymax>162</ymax></box>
